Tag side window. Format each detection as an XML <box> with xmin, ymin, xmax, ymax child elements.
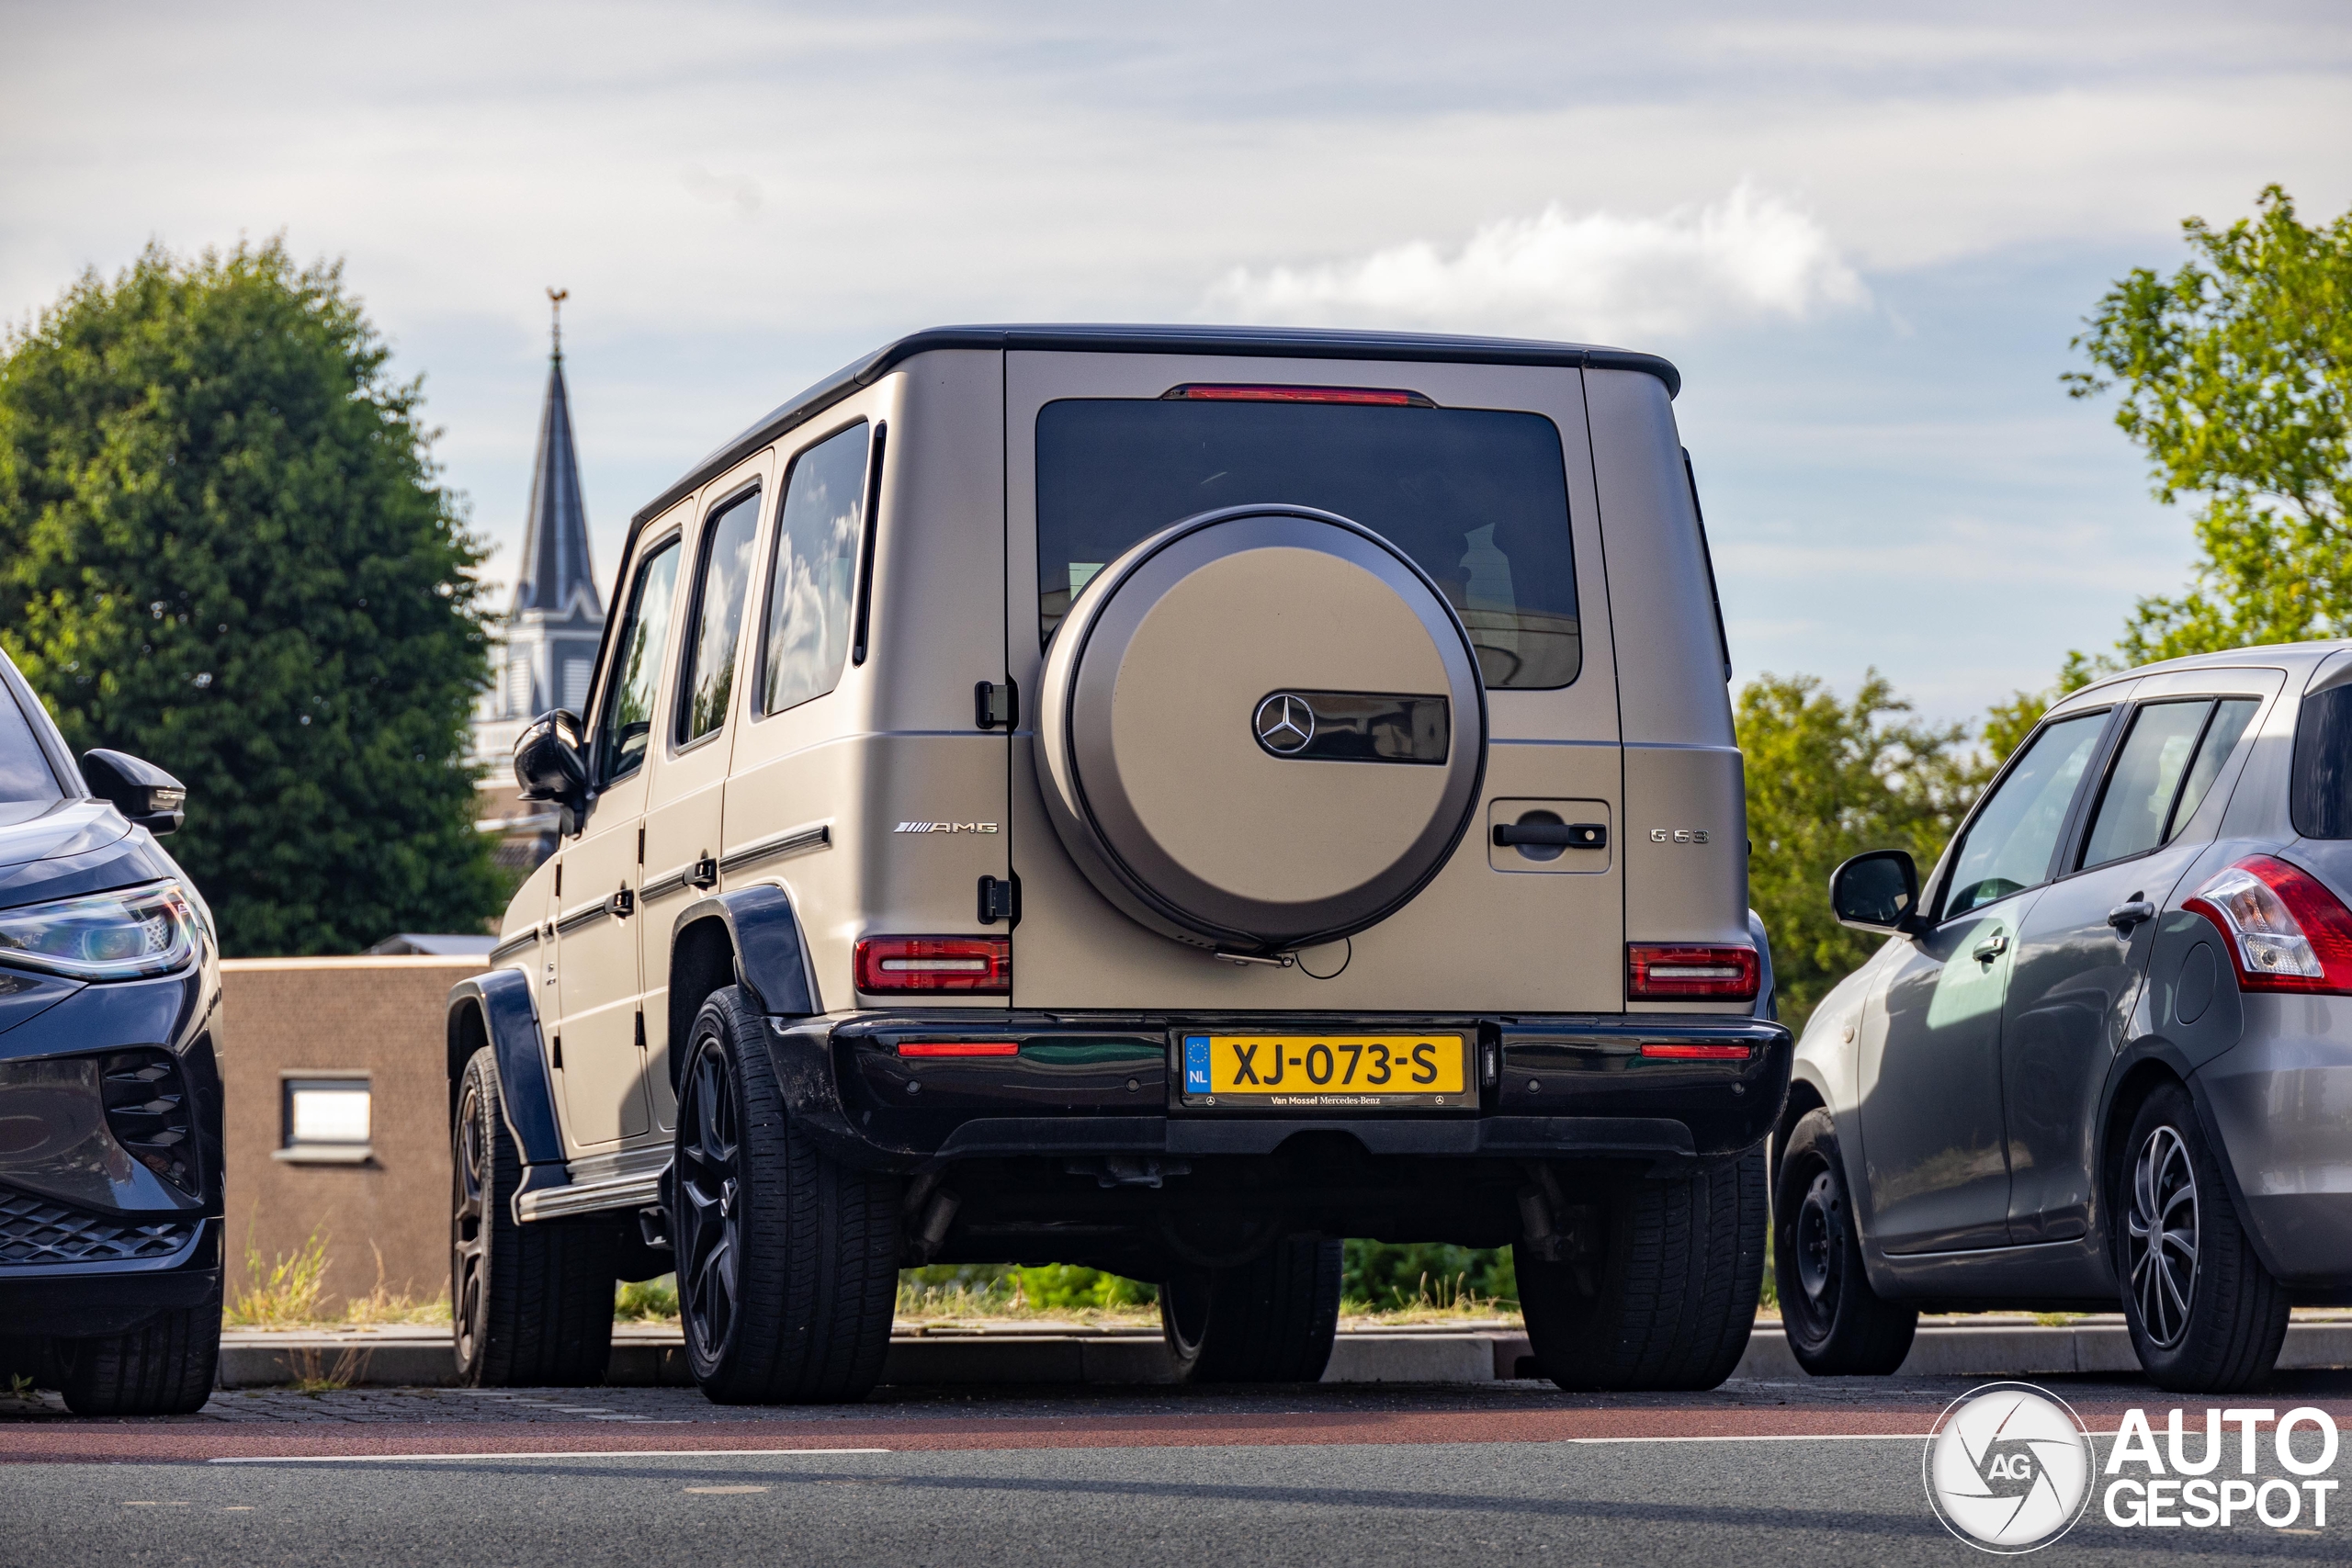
<box><xmin>596</xmin><ymin>536</ymin><xmax>683</xmax><ymax>785</ymax></box>
<box><xmin>2165</xmin><ymin>699</ymin><xmax>2258</xmax><ymax>840</ymax></box>
<box><xmin>759</xmin><ymin>423</ymin><xmax>870</xmax><ymax>716</ymax></box>
<box><xmin>2293</xmin><ymin>683</ymin><xmax>2352</xmax><ymax>839</ymax></box>
<box><xmin>1942</xmin><ymin>712</ymin><xmax>2108</xmax><ymax>918</ymax></box>
<box><xmin>2080</xmin><ymin>701</ymin><xmax>2213</xmax><ymax>869</ymax></box>
<box><xmin>674</xmin><ymin>488</ymin><xmax>763</xmax><ymax>746</ymax></box>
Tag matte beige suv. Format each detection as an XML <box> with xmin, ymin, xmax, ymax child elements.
<box><xmin>446</xmin><ymin>325</ymin><xmax>1788</xmax><ymax>1402</ymax></box>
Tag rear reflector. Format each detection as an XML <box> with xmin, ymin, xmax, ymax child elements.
<box><xmin>854</xmin><ymin>936</ymin><xmax>1012</xmax><ymax>994</ymax></box>
<box><xmin>2185</xmin><ymin>854</ymin><xmax>2352</xmax><ymax>994</ymax></box>
<box><xmin>896</xmin><ymin>1041</ymin><xmax>1020</xmax><ymax>1057</ymax></box>
<box><xmin>1162</xmin><ymin>383</ymin><xmax>1432</xmax><ymax>407</ymax></box>
<box><xmin>1639</xmin><ymin>1042</ymin><xmax>1753</xmax><ymax>1061</ymax></box>
<box><xmin>1626</xmin><ymin>943</ymin><xmax>1760</xmax><ymax>1001</ymax></box>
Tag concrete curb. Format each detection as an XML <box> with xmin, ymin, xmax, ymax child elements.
<box><xmin>215</xmin><ymin>1319</ymin><xmax>2352</xmax><ymax>1391</ymax></box>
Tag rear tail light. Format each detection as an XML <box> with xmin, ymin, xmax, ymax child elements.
<box><xmin>896</xmin><ymin>1041</ymin><xmax>1019</xmax><ymax>1057</ymax></box>
<box><xmin>1626</xmin><ymin>943</ymin><xmax>1760</xmax><ymax>1001</ymax></box>
<box><xmin>854</xmin><ymin>936</ymin><xmax>1011</xmax><ymax>994</ymax></box>
<box><xmin>1639</xmin><ymin>1042</ymin><xmax>1753</xmax><ymax>1061</ymax></box>
<box><xmin>2184</xmin><ymin>855</ymin><xmax>2352</xmax><ymax>994</ymax></box>
<box><xmin>1161</xmin><ymin>383</ymin><xmax>1433</xmax><ymax>407</ymax></box>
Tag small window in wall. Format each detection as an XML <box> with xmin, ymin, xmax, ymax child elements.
<box><xmin>561</xmin><ymin>656</ymin><xmax>591</xmax><ymax>715</ymax></box>
<box><xmin>275</xmin><ymin>1075</ymin><xmax>372</xmax><ymax>1165</ymax></box>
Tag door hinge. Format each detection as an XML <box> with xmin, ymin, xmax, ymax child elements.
<box><xmin>978</xmin><ymin>873</ymin><xmax>1021</xmax><ymax>926</ymax></box>
<box><xmin>634</xmin><ymin>1011</ymin><xmax>646</xmax><ymax>1048</ymax></box>
<box><xmin>975</xmin><ymin>679</ymin><xmax>1020</xmax><ymax>731</ymax></box>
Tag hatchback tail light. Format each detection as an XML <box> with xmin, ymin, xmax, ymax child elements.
<box><xmin>1626</xmin><ymin>943</ymin><xmax>1760</xmax><ymax>1001</ymax></box>
<box><xmin>2184</xmin><ymin>855</ymin><xmax>2352</xmax><ymax>994</ymax></box>
<box><xmin>854</xmin><ymin>937</ymin><xmax>1011</xmax><ymax>994</ymax></box>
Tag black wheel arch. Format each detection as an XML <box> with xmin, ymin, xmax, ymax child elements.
<box><xmin>445</xmin><ymin>969</ymin><xmax>568</xmax><ymax>1208</ymax></box>
<box><xmin>666</xmin><ymin>885</ymin><xmax>820</xmax><ymax>1092</ymax></box>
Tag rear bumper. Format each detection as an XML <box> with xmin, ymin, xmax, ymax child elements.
<box><xmin>771</xmin><ymin>1009</ymin><xmax>1792</xmax><ymax>1175</ymax></box>
<box><xmin>2199</xmin><ymin>1012</ymin><xmax>2352</xmax><ymax>1285</ymax></box>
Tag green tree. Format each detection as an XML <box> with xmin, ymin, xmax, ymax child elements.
<box><xmin>2067</xmin><ymin>186</ymin><xmax>2352</xmax><ymax>661</ymax></box>
<box><xmin>1739</xmin><ymin>672</ymin><xmax>1984</xmax><ymax>1032</ymax></box>
<box><xmin>0</xmin><ymin>240</ymin><xmax>503</xmax><ymax>953</ymax></box>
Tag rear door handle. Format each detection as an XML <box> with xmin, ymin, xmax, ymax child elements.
<box><xmin>1493</xmin><ymin>822</ymin><xmax>1608</xmax><ymax>849</ymax></box>
<box><xmin>2107</xmin><ymin>898</ymin><xmax>2157</xmax><ymax>934</ymax></box>
<box><xmin>1972</xmin><ymin>933</ymin><xmax>2009</xmax><ymax>963</ymax></box>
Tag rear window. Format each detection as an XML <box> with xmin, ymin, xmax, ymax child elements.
<box><xmin>1035</xmin><ymin>399</ymin><xmax>1580</xmax><ymax>689</ymax></box>
<box><xmin>0</xmin><ymin>686</ymin><xmax>61</xmax><ymax>807</ymax></box>
<box><xmin>2293</xmin><ymin>682</ymin><xmax>2352</xmax><ymax>838</ymax></box>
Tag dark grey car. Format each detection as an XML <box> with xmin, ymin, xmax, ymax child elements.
<box><xmin>1781</xmin><ymin>644</ymin><xmax>2352</xmax><ymax>1393</ymax></box>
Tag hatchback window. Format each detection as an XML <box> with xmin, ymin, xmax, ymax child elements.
<box><xmin>1035</xmin><ymin>400</ymin><xmax>1579</xmax><ymax>688</ymax></box>
<box><xmin>760</xmin><ymin>423</ymin><xmax>869</xmax><ymax>716</ymax></box>
<box><xmin>0</xmin><ymin>687</ymin><xmax>60</xmax><ymax>807</ymax></box>
<box><xmin>2165</xmin><ymin>698</ymin><xmax>2258</xmax><ymax>840</ymax></box>
<box><xmin>2293</xmin><ymin>682</ymin><xmax>2352</xmax><ymax>839</ymax></box>
<box><xmin>597</xmin><ymin>536</ymin><xmax>682</xmax><ymax>784</ymax></box>
<box><xmin>675</xmin><ymin>487</ymin><xmax>762</xmax><ymax>746</ymax></box>
<box><xmin>1943</xmin><ymin>712</ymin><xmax>2107</xmax><ymax>917</ymax></box>
<box><xmin>2080</xmin><ymin>701</ymin><xmax>2214</xmax><ymax>869</ymax></box>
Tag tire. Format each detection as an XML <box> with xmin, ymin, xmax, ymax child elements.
<box><xmin>2116</xmin><ymin>1081</ymin><xmax>2289</xmax><ymax>1394</ymax></box>
<box><xmin>1774</xmin><ymin>1109</ymin><xmax>1917</xmax><ymax>1376</ymax></box>
<box><xmin>1518</xmin><ymin>1146</ymin><xmax>1769</xmax><ymax>1392</ymax></box>
<box><xmin>55</xmin><ymin>1280</ymin><xmax>220</xmax><ymax>1416</ymax></box>
<box><xmin>1180</xmin><ymin>1235</ymin><xmax>1344</xmax><ymax>1384</ymax></box>
<box><xmin>451</xmin><ymin>1046</ymin><xmax>617</xmax><ymax>1387</ymax></box>
<box><xmin>673</xmin><ymin>987</ymin><xmax>902</xmax><ymax>1404</ymax></box>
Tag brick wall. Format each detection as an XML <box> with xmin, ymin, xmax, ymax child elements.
<box><xmin>218</xmin><ymin>955</ymin><xmax>483</xmax><ymax>1314</ymax></box>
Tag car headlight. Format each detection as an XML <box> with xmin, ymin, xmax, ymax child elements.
<box><xmin>0</xmin><ymin>881</ymin><xmax>198</xmax><ymax>980</ymax></box>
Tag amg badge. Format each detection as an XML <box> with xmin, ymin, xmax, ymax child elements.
<box><xmin>895</xmin><ymin>822</ymin><xmax>1001</xmax><ymax>834</ymax></box>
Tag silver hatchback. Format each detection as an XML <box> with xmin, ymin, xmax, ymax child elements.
<box><xmin>1781</xmin><ymin>642</ymin><xmax>2352</xmax><ymax>1393</ymax></box>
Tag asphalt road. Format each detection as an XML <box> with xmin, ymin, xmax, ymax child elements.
<box><xmin>8</xmin><ymin>1376</ymin><xmax>2352</xmax><ymax>1566</ymax></box>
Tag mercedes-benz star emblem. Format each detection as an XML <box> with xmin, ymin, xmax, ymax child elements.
<box><xmin>1254</xmin><ymin>693</ymin><xmax>1315</xmax><ymax>755</ymax></box>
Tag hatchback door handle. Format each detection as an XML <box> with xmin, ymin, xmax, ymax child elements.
<box><xmin>1973</xmin><ymin>933</ymin><xmax>2009</xmax><ymax>963</ymax></box>
<box><xmin>2107</xmin><ymin>898</ymin><xmax>2157</xmax><ymax>934</ymax></box>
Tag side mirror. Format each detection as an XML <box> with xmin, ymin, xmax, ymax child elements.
<box><xmin>82</xmin><ymin>749</ymin><xmax>187</xmax><ymax>836</ymax></box>
<box><xmin>1830</xmin><ymin>849</ymin><xmax>1924</xmax><ymax>934</ymax></box>
<box><xmin>513</xmin><ymin>709</ymin><xmax>589</xmax><ymax>821</ymax></box>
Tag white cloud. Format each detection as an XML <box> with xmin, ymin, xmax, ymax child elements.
<box><xmin>1208</xmin><ymin>185</ymin><xmax>1870</xmax><ymax>342</ymax></box>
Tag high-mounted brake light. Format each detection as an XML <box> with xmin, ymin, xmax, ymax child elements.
<box><xmin>2184</xmin><ymin>855</ymin><xmax>2352</xmax><ymax>995</ymax></box>
<box><xmin>1626</xmin><ymin>943</ymin><xmax>1760</xmax><ymax>1002</ymax></box>
<box><xmin>896</xmin><ymin>1041</ymin><xmax>1020</xmax><ymax>1057</ymax></box>
<box><xmin>1639</xmin><ymin>1042</ymin><xmax>1753</xmax><ymax>1061</ymax></box>
<box><xmin>1162</xmin><ymin>383</ymin><xmax>1432</xmax><ymax>407</ymax></box>
<box><xmin>854</xmin><ymin>936</ymin><xmax>1012</xmax><ymax>995</ymax></box>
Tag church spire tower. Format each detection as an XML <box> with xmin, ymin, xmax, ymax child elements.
<box><xmin>471</xmin><ymin>290</ymin><xmax>610</xmax><ymax>802</ymax></box>
<box><xmin>512</xmin><ymin>288</ymin><xmax>600</xmax><ymax>622</ymax></box>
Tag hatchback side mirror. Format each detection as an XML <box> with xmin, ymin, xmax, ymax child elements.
<box><xmin>83</xmin><ymin>749</ymin><xmax>187</xmax><ymax>836</ymax></box>
<box><xmin>513</xmin><ymin>709</ymin><xmax>590</xmax><ymax>824</ymax></box>
<box><xmin>1830</xmin><ymin>849</ymin><xmax>1924</xmax><ymax>934</ymax></box>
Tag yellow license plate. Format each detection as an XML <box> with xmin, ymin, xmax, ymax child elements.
<box><xmin>1181</xmin><ymin>1033</ymin><xmax>1469</xmax><ymax>1106</ymax></box>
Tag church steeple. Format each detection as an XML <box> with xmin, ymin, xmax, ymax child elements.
<box><xmin>513</xmin><ymin>288</ymin><xmax>599</xmax><ymax>617</ymax></box>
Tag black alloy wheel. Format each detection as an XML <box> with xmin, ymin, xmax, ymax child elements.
<box><xmin>2127</xmin><ymin>1123</ymin><xmax>2198</xmax><ymax>1350</ymax></box>
<box><xmin>448</xmin><ymin>1046</ymin><xmax>616</xmax><ymax>1388</ymax></box>
<box><xmin>675</xmin><ymin>1030</ymin><xmax>743</xmax><ymax>1372</ymax></box>
<box><xmin>452</xmin><ymin>1070</ymin><xmax>492</xmax><ymax>1371</ymax></box>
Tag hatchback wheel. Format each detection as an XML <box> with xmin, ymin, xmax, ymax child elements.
<box><xmin>2116</xmin><ymin>1082</ymin><xmax>2288</xmax><ymax>1393</ymax></box>
<box><xmin>1773</xmin><ymin>1110</ymin><xmax>1916</xmax><ymax>1377</ymax></box>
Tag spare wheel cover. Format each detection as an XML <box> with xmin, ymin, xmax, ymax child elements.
<box><xmin>1037</xmin><ymin>504</ymin><xmax>1487</xmax><ymax>952</ymax></box>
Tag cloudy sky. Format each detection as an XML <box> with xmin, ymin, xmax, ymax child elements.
<box><xmin>6</xmin><ymin>1</ymin><xmax>2348</xmax><ymax>721</ymax></box>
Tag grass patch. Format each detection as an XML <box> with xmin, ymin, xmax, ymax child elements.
<box><xmin>616</xmin><ymin>1275</ymin><xmax>679</xmax><ymax>1322</ymax></box>
<box><xmin>226</xmin><ymin>1229</ymin><xmax>331</xmax><ymax>1327</ymax></box>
